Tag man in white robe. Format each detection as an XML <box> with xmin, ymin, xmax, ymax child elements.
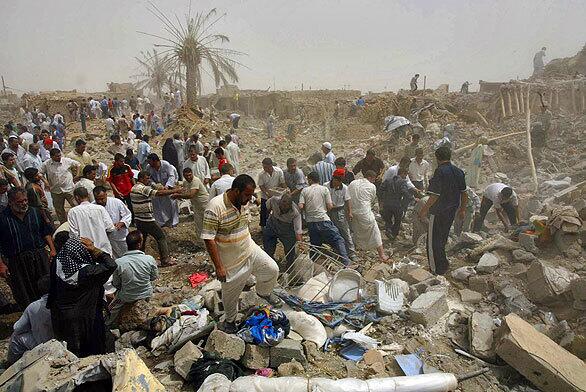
<box><xmin>146</xmin><ymin>153</ymin><xmax>179</xmax><ymax>227</ymax></box>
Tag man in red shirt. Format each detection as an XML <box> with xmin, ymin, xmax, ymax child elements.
<box><xmin>107</xmin><ymin>153</ymin><xmax>135</xmax><ymax>215</ymax></box>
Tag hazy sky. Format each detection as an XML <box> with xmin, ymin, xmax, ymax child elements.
<box><xmin>1</xmin><ymin>0</ymin><xmax>585</xmax><ymax>95</ymax></box>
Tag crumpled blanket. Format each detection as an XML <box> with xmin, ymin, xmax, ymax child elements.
<box><xmin>237</xmin><ymin>306</ymin><xmax>290</xmax><ymax>347</ymax></box>
<box><xmin>548</xmin><ymin>206</ymin><xmax>583</xmax><ymax>234</ymax></box>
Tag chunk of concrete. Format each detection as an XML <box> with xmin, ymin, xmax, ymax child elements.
<box><xmin>242</xmin><ymin>344</ymin><xmax>270</xmax><ymax>370</ymax></box>
<box><xmin>459</xmin><ymin>232</ymin><xmax>483</xmax><ymax>245</ymax></box>
<box><xmin>469</xmin><ymin>312</ymin><xmax>495</xmax><ymax>361</ymax></box>
<box><xmin>239</xmin><ymin>290</ymin><xmax>268</xmax><ymax>312</ymax></box>
<box><xmin>496</xmin><ymin>314</ymin><xmax>586</xmax><ymax>392</ymax></box>
<box><xmin>408</xmin><ymin>291</ymin><xmax>449</xmax><ymax>326</ymax></box>
<box><xmin>512</xmin><ymin>249</ymin><xmax>537</xmax><ymax>263</ymax></box>
<box><xmin>173</xmin><ymin>341</ymin><xmax>203</xmax><ymax>379</ymax></box>
<box><xmin>571</xmin><ymin>277</ymin><xmax>586</xmax><ymax>301</ymax></box>
<box><xmin>270</xmin><ymin>339</ymin><xmax>307</xmax><ymax>368</ymax></box>
<box><xmin>277</xmin><ymin>359</ymin><xmax>305</xmax><ymax>376</ymax></box>
<box><xmin>451</xmin><ymin>266</ymin><xmax>476</xmax><ymax>282</ymax></box>
<box><xmin>518</xmin><ymin>233</ymin><xmax>539</xmax><ymax>253</ymax></box>
<box><xmin>402</xmin><ymin>268</ymin><xmax>434</xmax><ymax>284</ymax></box>
<box><xmin>476</xmin><ymin>252</ymin><xmax>499</xmax><ymax>274</ymax></box>
<box><xmin>468</xmin><ymin>275</ymin><xmax>493</xmax><ymax>294</ymax></box>
<box><xmin>363</xmin><ymin>349</ymin><xmax>384</xmax><ymax>365</ymax></box>
<box><xmin>204</xmin><ymin>330</ymin><xmax>245</xmax><ymax>361</ymax></box>
<box><xmin>459</xmin><ymin>288</ymin><xmax>483</xmax><ymax>304</ymax></box>
<box><xmin>526</xmin><ymin>260</ymin><xmax>578</xmax><ymax>304</ymax></box>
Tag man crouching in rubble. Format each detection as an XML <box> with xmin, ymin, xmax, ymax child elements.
<box><xmin>202</xmin><ymin>174</ymin><xmax>283</xmax><ymax>333</ymax></box>
<box><xmin>418</xmin><ymin>146</ymin><xmax>467</xmax><ymax>275</ymax></box>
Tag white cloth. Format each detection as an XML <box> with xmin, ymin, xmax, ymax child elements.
<box><xmin>68</xmin><ymin>201</ymin><xmax>115</xmax><ymax>256</ymax></box>
<box><xmin>347</xmin><ymin>178</ymin><xmax>382</xmax><ymax>250</ymax></box>
<box><xmin>225</xmin><ymin>142</ymin><xmax>240</xmax><ymax>173</ymax></box>
<box><xmin>173</xmin><ymin>139</ymin><xmax>185</xmax><ymax>165</ymax></box>
<box><xmin>408</xmin><ymin>159</ymin><xmax>431</xmax><ymax>183</ymax></box>
<box><xmin>209</xmin><ymin>175</ymin><xmax>234</xmax><ymax>199</ymax></box>
<box><xmin>483</xmin><ymin>183</ymin><xmax>518</xmax><ymax>208</ymax></box>
<box><xmin>257</xmin><ymin>166</ymin><xmax>284</xmax><ymax>200</ymax></box>
<box><xmin>383</xmin><ymin>164</ymin><xmax>416</xmax><ymax>190</ymax></box>
<box><xmin>74</xmin><ymin>178</ymin><xmax>95</xmax><ymax>202</ymax></box>
<box><xmin>102</xmin><ymin>197</ymin><xmax>132</xmax><ymax>258</ymax></box>
<box><xmin>183</xmin><ymin>157</ymin><xmax>211</xmax><ymax>183</ymax></box>
<box><xmin>41</xmin><ymin>157</ymin><xmax>79</xmax><ymax>194</ymax></box>
<box><xmin>19</xmin><ymin>132</ymin><xmax>34</xmax><ymax>148</ymax></box>
<box><xmin>299</xmin><ymin>183</ymin><xmax>331</xmax><ymax>223</ymax></box>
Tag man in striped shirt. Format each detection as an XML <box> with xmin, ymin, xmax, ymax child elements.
<box><xmin>130</xmin><ymin>171</ymin><xmax>177</xmax><ymax>267</ymax></box>
<box><xmin>202</xmin><ymin>174</ymin><xmax>282</xmax><ymax>334</ymax></box>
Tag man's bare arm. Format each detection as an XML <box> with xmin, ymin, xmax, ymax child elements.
<box><xmin>204</xmin><ymin>239</ymin><xmax>227</xmax><ymax>282</ymax></box>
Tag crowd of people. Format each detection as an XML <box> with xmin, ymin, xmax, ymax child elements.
<box><xmin>0</xmin><ymin>99</ymin><xmax>521</xmax><ymax>363</ymax></box>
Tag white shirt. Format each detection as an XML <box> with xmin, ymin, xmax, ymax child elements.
<box><xmin>74</xmin><ymin>178</ymin><xmax>96</xmax><ymax>202</ymax></box>
<box><xmin>408</xmin><ymin>158</ymin><xmax>432</xmax><ymax>183</ymax></box>
<box><xmin>324</xmin><ymin>181</ymin><xmax>350</xmax><ymax>208</ymax></box>
<box><xmin>102</xmin><ymin>197</ymin><xmax>132</xmax><ymax>242</ymax></box>
<box><xmin>20</xmin><ymin>132</ymin><xmax>34</xmax><ymax>148</ymax></box>
<box><xmin>229</xmin><ymin>113</ymin><xmax>240</xmax><ymax>121</ymax></box>
<box><xmin>41</xmin><ymin>157</ymin><xmax>80</xmax><ymax>194</ymax></box>
<box><xmin>183</xmin><ymin>157</ymin><xmax>211</xmax><ymax>182</ymax></box>
<box><xmin>383</xmin><ymin>164</ymin><xmax>416</xmax><ymax>190</ymax></box>
<box><xmin>68</xmin><ymin>201</ymin><xmax>115</xmax><ymax>256</ymax></box>
<box><xmin>209</xmin><ymin>175</ymin><xmax>234</xmax><ymax>199</ymax></box>
<box><xmin>483</xmin><ymin>183</ymin><xmax>518</xmax><ymax>208</ymax></box>
<box><xmin>105</xmin><ymin>118</ymin><xmax>116</xmax><ymax>133</ymax></box>
<box><xmin>299</xmin><ymin>183</ymin><xmax>331</xmax><ymax>223</ymax></box>
<box><xmin>258</xmin><ymin>166</ymin><xmax>285</xmax><ymax>200</ymax></box>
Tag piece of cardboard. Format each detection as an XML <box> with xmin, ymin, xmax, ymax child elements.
<box><xmin>496</xmin><ymin>314</ymin><xmax>586</xmax><ymax>392</ymax></box>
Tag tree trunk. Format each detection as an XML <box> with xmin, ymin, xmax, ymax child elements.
<box><xmin>185</xmin><ymin>61</ymin><xmax>197</xmax><ymax>108</ymax></box>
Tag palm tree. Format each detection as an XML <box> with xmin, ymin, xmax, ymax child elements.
<box><xmin>134</xmin><ymin>49</ymin><xmax>172</xmax><ymax>99</ymax></box>
<box><xmin>140</xmin><ymin>2</ymin><xmax>245</xmax><ymax>107</ymax></box>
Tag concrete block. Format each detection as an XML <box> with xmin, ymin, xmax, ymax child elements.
<box><xmin>469</xmin><ymin>312</ymin><xmax>495</xmax><ymax>361</ymax></box>
<box><xmin>468</xmin><ymin>276</ymin><xmax>493</xmax><ymax>294</ymax></box>
<box><xmin>363</xmin><ymin>349</ymin><xmax>384</xmax><ymax>365</ymax></box>
<box><xmin>402</xmin><ymin>268</ymin><xmax>433</xmax><ymax>284</ymax></box>
<box><xmin>571</xmin><ymin>278</ymin><xmax>586</xmax><ymax>301</ymax></box>
<box><xmin>242</xmin><ymin>344</ymin><xmax>270</xmax><ymax>370</ymax></box>
<box><xmin>270</xmin><ymin>339</ymin><xmax>307</xmax><ymax>368</ymax></box>
<box><xmin>451</xmin><ymin>266</ymin><xmax>476</xmax><ymax>282</ymax></box>
<box><xmin>476</xmin><ymin>252</ymin><xmax>499</xmax><ymax>274</ymax></box>
<box><xmin>408</xmin><ymin>291</ymin><xmax>448</xmax><ymax>326</ymax></box>
<box><xmin>526</xmin><ymin>260</ymin><xmax>578</xmax><ymax>304</ymax></box>
<box><xmin>459</xmin><ymin>288</ymin><xmax>483</xmax><ymax>304</ymax></box>
<box><xmin>277</xmin><ymin>359</ymin><xmax>305</xmax><ymax>376</ymax></box>
<box><xmin>173</xmin><ymin>341</ymin><xmax>203</xmax><ymax>379</ymax></box>
<box><xmin>512</xmin><ymin>249</ymin><xmax>537</xmax><ymax>263</ymax></box>
<box><xmin>518</xmin><ymin>233</ymin><xmax>539</xmax><ymax>253</ymax></box>
<box><xmin>239</xmin><ymin>290</ymin><xmax>268</xmax><ymax>312</ymax></box>
<box><xmin>204</xmin><ymin>330</ymin><xmax>245</xmax><ymax>361</ymax></box>
<box><xmin>496</xmin><ymin>314</ymin><xmax>586</xmax><ymax>392</ymax></box>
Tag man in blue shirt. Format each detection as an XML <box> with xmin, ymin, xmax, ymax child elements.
<box><xmin>418</xmin><ymin>146</ymin><xmax>467</xmax><ymax>275</ymax></box>
<box><xmin>100</xmin><ymin>96</ymin><xmax>109</xmax><ymax>118</ymax></box>
<box><xmin>133</xmin><ymin>114</ymin><xmax>144</xmax><ymax>138</ymax></box>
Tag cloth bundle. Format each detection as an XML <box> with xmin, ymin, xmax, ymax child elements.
<box><xmin>237</xmin><ymin>306</ymin><xmax>290</xmax><ymax>347</ymax></box>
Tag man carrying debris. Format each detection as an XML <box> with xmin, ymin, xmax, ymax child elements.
<box><xmin>418</xmin><ymin>146</ymin><xmax>467</xmax><ymax>275</ymax></box>
<box><xmin>263</xmin><ymin>192</ymin><xmax>303</xmax><ymax>269</ymax></box>
<box><xmin>472</xmin><ymin>182</ymin><xmax>519</xmax><ymax>232</ymax></box>
<box><xmin>380</xmin><ymin>167</ymin><xmax>414</xmax><ymax>240</ymax></box>
<box><xmin>146</xmin><ymin>153</ymin><xmax>179</xmax><ymax>228</ymax></box>
<box><xmin>299</xmin><ymin>171</ymin><xmax>350</xmax><ymax>265</ymax></box>
<box><xmin>410</xmin><ymin>74</ymin><xmax>420</xmax><ymax>91</ymax></box>
<box><xmin>258</xmin><ymin>157</ymin><xmax>286</xmax><ymax>228</ymax></box>
<box><xmin>202</xmin><ymin>174</ymin><xmax>282</xmax><ymax>333</ymax></box>
<box><xmin>227</xmin><ymin>112</ymin><xmax>241</xmax><ymax>129</ymax></box>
